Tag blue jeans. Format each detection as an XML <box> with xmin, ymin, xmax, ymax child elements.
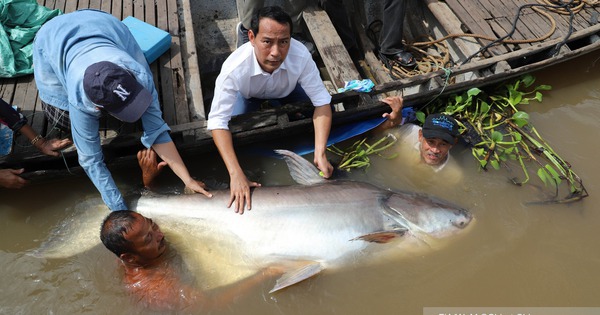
<box><xmin>232</xmin><ymin>84</ymin><xmax>310</xmax><ymax>116</ymax></box>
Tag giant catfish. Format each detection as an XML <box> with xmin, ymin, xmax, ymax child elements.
<box><xmin>31</xmin><ymin>150</ymin><xmax>473</xmax><ymax>292</ymax></box>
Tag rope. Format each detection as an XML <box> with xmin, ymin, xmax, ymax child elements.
<box><xmin>369</xmin><ymin>0</ymin><xmax>597</xmax><ymax>77</ymax></box>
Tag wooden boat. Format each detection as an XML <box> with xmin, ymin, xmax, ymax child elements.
<box><xmin>1</xmin><ymin>0</ymin><xmax>599</xmax><ymax>180</ymax></box>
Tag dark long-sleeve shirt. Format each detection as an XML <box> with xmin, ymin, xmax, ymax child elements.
<box><xmin>0</xmin><ymin>97</ymin><xmax>27</xmax><ymax>132</ymax></box>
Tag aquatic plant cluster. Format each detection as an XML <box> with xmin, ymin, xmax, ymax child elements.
<box><xmin>418</xmin><ymin>74</ymin><xmax>588</xmax><ymax>203</ymax></box>
<box><xmin>327</xmin><ymin>134</ymin><xmax>398</xmax><ymax>173</ymax></box>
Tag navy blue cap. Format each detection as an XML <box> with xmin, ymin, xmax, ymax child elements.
<box><xmin>422</xmin><ymin>113</ymin><xmax>459</xmax><ymax>143</ymax></box>
<box><xmin>83</xmin><ymin>61</ymin><xmax>151</xmax><ymax>122</ymax></box>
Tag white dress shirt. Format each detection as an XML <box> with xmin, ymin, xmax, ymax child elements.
<box><xmin>207</xmin><ymin>39</ymin><xmax>331</xmax><ymax>130</ymax></box>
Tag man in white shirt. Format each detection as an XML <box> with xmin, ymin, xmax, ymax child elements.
<box><xmin>207</xmin><ymin>6</ymin><xmax>333</xmax><ymax>214</ymax></box>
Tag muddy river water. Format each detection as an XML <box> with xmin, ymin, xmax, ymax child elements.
<box><xmin>0</xmin><ymin>53</ymin><xmax>599</xmax><ymax>314</ymax></box>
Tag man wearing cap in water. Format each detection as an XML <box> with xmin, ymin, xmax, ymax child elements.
<box><xmin>378</xmin><ymin>96</ymin><xmax>459</xmax><ymax>169</ymax></box>
<box><xmin>33</xmin><ymin>10</ymin><xmax>212</xmax><ymax>211</ymax></box>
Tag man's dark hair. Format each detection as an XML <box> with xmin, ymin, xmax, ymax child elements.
<box><xmin>250</xmin><ymin>5</ymin><xmax>293</xmax><ymax>37</ymax></box>
<box><xmin>100</xmin><ymin>210</ymin><xmax>138</xmax><ymax>257</ymax></box>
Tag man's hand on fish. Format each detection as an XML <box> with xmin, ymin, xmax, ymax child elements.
<box><xmin>137</xmin><ymin>148</ymin><xmax>212</xmax><ymax>197</ymax></box>
<box><xmin>185</xmin><ymin>179</ymin><xmax>212</xmax><ymax>197</ymax></box>
<box><xmin>314</xmin><ymin>152</ymin><xmax>333</xmax><ymax>179</ymax></box>
<box><xmin>228</xmin><ymin>173</ymin><xmax>261</xmax><ymax>214</ymax></box>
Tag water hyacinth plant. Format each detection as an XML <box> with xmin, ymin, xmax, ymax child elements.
<box><xmin>418</xmin><ymin>74</ymin><xmax>588</xmax><ymax>203</ymax></box>
<box><xmin>328</xmin><ymin>133</ymin><xmax>398</xmax><ymax>173</ymax></box>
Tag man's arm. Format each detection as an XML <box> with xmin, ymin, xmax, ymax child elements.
<box><xmin>151</xmin><ymin>141</ymin><xmax>212</xmax><ymax>198</ymax></box>
<box><xmin>373</xmin><ymin>96</ymin><xmax>404</xmax><ymax>134</ymax></box>
<box><xmin>312</xmin><ymin>105</ymin><xmax>333</xmax><ymax>178</ymax></box>
<box><xmin>19</xmin><ymin>124</ymin><xmax>72</xmax><ymax>157</ymax></box>
<box><xmin>211</xmin><ymin>129</ymin><xmax>260</xmax><ymax>214</ymax></box>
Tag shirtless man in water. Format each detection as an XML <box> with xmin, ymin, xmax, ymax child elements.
<box><xmin>99</xmin><ymin>149</ymin><xmax>284</xmax><ymax>311</ymax></box>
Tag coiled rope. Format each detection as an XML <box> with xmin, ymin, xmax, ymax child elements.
<box><xmin>371</xmin><ymin>0</ymin><xmax>598</xmax><ymax>78</ymax></box>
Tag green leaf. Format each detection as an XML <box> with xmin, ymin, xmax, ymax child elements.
<box><xmin>474</xmin><ymin>148</ymin><xmax>485</xmax><ymax>157</ymax></box>
<box><xmin>416</xmin><ymin>111</ymin><xmax>426</xmax><ymax>124</ymax></box>
<box><xmin>513</xmin><ymin>132</ymin><xmax>522</xmax><ymax>141</ymax></box>
<box><xmin>480</xmin><ymin>101</ymin><xmax>490</xmax><ymax>115</ymax></box>
<box><xmin>537</xmin><ymin>168</ymin><xmax>549</xmax><ymax>186</ymax></box>
<box><xmin>536</xmin><ymin>85</ymin><xmax>552</xmax><ymax>91</ymax></box>
<box><xmin>491</xmin><ymin>131</ymin><xmax>504</xmax><ymax>142</ymax></box>
<box><xmin>490</xmin><ymin>160</ymin><xmax>500</xmax><ymax>170</ymax></box>
<box><xmin>512</xmin><ymin>111</ymin><xmax>530</xmax><ymax>127</ymax></box>
<box><xmin>522</xmin><ymin>74</ymin><xmax>535</xmax><ymax>88</ymax></box>
<box><xmin>467</xmin><ymin>87</ymin><xmax>482</xmax><ymax>97</ymax></box>
<box><xmin>535</xmin><ymin>91</ymin><xmax>543</xmax><ymax>102</ymax></box>
<box><xmin>545</xmin><ymin>164</ymin><xmax>562</xmax><ymax>186</ymax></box>
<box><xmin>510</xmin><ymin>91</ymin><xmax>523</xmax><ymax>106</ymax></box>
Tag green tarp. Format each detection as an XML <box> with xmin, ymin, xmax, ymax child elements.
<box><xmin>0</xmin><ymin>0</ymin><xmax>61</xmax><ymax>78</ymax></box>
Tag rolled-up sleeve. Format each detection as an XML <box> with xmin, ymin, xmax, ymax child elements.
<box><xmin>140</xmin><ymin>92</ymin><xmax>171</xmax><ymax>147</ymax></box>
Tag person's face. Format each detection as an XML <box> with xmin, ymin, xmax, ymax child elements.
<box><xmin>248</xmin><ymin>17</ymin><xmax>291</xmax><ymax>74</ymax></box>
<box><xmin>121</xmin><ymin>213</ymin><xmax>166</xmax><ymax>265</ymax></box>
<box><xmin>418</xmin><ymin>130</ymin><xmax>454</xmax><ymax>165</ymax></box>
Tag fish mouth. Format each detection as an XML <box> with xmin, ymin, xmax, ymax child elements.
<box><xmin>452</xmin><ymin>209</ymin><xmax>473</xmax><ymax>229</ymax></box>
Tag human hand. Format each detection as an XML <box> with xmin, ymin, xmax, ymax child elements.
<box><xmin>137</xmin><ymin>148</ymin><xmax>167</xmax><ymax>189</ymax></box>
<box><xmin>227</xmin><ymin>173</ymin><xmax>261</xmax><ymax>214</ymax></box>
<box><xmin>314</xmin><ymin>153</ymin><xmax>333</xmax><ymax>179</ymax></box>
<box><xmin>381</xmin><ymin>96</ymin><xmax>404</xmax><ymax>126</ymax></box>
<box><xmin>0</xmin><ymin>168</ymin><xmax>28</xmax><ymax>189</ymax></box>
<box><xmin>35</xmin><ymin>137</ymin><xmax>72</xmax><ymax>157</ymax></box>
<box><xmin>185</xmin><ymin>179</ymin><xmax>213</xmax><ymax>198</ymax></box>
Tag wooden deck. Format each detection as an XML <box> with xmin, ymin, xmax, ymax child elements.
<box><xmin>0</xmin><ymin>0</ymin><xmax>202</xmax><ymax>168</ymax></box>
<box><xmin>1</xmin><ymin>0</ymin><xmax>599</xmax><ymax>177</ymax></box>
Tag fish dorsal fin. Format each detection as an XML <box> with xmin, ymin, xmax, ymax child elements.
<box><xmin>270</xmin><ymin>261</ymin><xmax>324</xmax><ymax>293</ymax></box>
<box><xmin>275</xmin><ymin>149</ymin><xmax>326</xmax><ymax>186</ymax></box>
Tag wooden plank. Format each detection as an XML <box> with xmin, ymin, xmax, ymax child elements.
<box><xmin>179</xmin><ymin>0</ymin><xmax>206</xmax><ymax>120</ymax></box>
<box><xmin>510</xmin><ymin>3</ymin><xmax>563</xmax><ymax>42</ymax></box>
<box><xmin>122</xmin><ymin>0</ymin><xmax>133</xmax><ymax>19</ymax></box>
<box><xmin>444</xmin><ymin>0</ymin><xmax>508</xmax><ymax>55</ymax></box>
<box><xmin>77</xmin><ymin>0</ymin><xmax>90</xmax><ymax>10</ymax></box>
<box><xmin>64</xmin><ymin>0</ymin><xmax>77</xmax><ymax>13</ymax></box>
<box><xmin>166</xmin><ymin>0</ymin><xmax>189</xmax><ymax>125</ymax></box>
<box><xmin>89</xmin><ymin>0</ymin><xmax>101</xmax><ymax>10</ymax></box>
<box><xmin>111</xmin><ymin>0</ymin><xmax>123</xmax><ymax>19</ymax></box>
<box><xmin>303</xmin><ymin>8</ymin><xmax>361</xmax><ymax>90</ymax></box>
<box><xmin>100</xmin><ymin>0</ymin><xmax>112</xmax><ymax>13</ymax></box>
<box><xmin>41</xmin><ymin>0</ymin><xmax>56</xmax><ymax>10</ymax></box>
<box><xmin>156</xmin><ymin>0</ymin><xmax>176</xmax><ymax>125</ymax></box>
<box><xmin>0</xmin><ymin>80</ymin><xmax>16</xmax><ymax>105</ymax></box>
<box><xmin>423</xmin><ymin>0</ymin><xmax>485</xmax><ymax>61</ymax></box>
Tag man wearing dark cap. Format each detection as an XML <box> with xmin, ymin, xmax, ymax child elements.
<box><xmin>33</xmin><ymin>10</ymin><xmax>212</xmax><ymax>211</ymax></box>
<box><xmin>377</xmin><ymin>96</ymin><xmax>460</xmax><ymax>171</ymax></box>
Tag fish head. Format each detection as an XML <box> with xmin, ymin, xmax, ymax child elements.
<box><xmin>385</xmin><ymin>192</ymin><xmax>474</xmax><ymax>238</ymax></box>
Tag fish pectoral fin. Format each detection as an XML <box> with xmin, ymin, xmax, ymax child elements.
<box><xmin>350</xmin><ymin>228</ymin><xmax>408</xmax><ymax>244</ymax></box>
<box><xmin>269</xmin><ymin>262</ymin><xmax>324</xmax><ymax>293</ymax></box>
